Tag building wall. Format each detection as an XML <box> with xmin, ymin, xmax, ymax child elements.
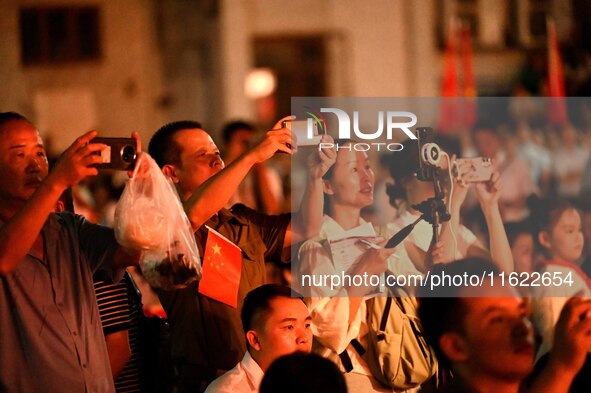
<box><xmin>218</xmin><ymin>0</ymin><xmax>534</xmax><ymax>124</ymax></box>
<box><xmin>0</xmin><ymin>0</ymin><xmax>164</xmax><ymax>152</ymax></box>
<box><xmin>1</xmin><ymin>0</ymin><xmax>578</xmax><ymax>147</ymax></box>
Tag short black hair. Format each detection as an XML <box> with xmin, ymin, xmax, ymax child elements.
<box><xmin>381</xmin><ymin>138</ymin><xmax>420</xmax><ymax>183</ymax></box>
<box><xmin>321</xmin><ymin>139</ymin><xmax>354</xmax><ymax>181</ymax></box>
<box><xmin>221</xmin><ymin>120</ymin><xmax>255</xmax><ymax>145</ymax></box>
<box><xmin>57</xmin><ymin>188</ymin><xmax>75</xmax><ymax>213</ymax></box>
<box><xmin>527</xmin><ymin>196</ymin><xmax>577</xmax><ymax>236</ymax></box>
<box><xmin>241</xmin><ymin>284</ymin><xmax>303</xmax><ymax>335</ymax></box>
<box><xmin>527</xmin><ymin>196</ymin><xmax>580</xmax><ymax>257</ymax></box>
<box><xmin>260</xmin><ymin>352</ymin><xmax>347</xmax><ymax>393</ymax></box>
<box><xmin>321</xmin><ymin>139</ymin><xmax>355</xmax><ymax>216</ymax></box>
<box><xmin>504</xmin><ymin>219</ymin><xmax>534</xmax><ymax>247</ymax></box>
<box><xmin>148</xmin><ymin>120</ymin><xmax>202</xmax><ymax>168</ymax></box>
<box><xmin>417</xmin><ymin>258</ymin><xmax>501</xmax><ymax>368</ymax></box>
<box><xmin>381</xmin><ymin>138</ymin><xmax>420</xmax><ymax>207</ymax></box>
<box><xmin>0</xmin><ymin>112</ymin><xmax>31</xmax><ymax>129</ymax></box>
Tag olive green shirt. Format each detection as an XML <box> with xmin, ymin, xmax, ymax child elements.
<box><xmin>157</xmin><ymin>205</ymin><xmax>289</xmax><ymax>371</ymax></box>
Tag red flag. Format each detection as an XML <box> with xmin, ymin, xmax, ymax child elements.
<box><xmin>460</xmin><ymin>24</ymin><xmax>477</xmax><ymax>128</ymax></box>
<box><xmin>198</xmin><ymin>226</ymin><xmax>242</xmax><ymax>308</ymax></box>
<box><xmin>439</xmin><ymin>21</ymin><xmax>479</xmax><ymax>134</ymax></box>
<box><xmin>438</xmin><ymin>21</ymin><xmax>460</xmax><ymax>134</ymax></box>
<box><xmin>547</xmin><ymin>19</ymin><xmax>567</xmax><ymax>126</ymax></box>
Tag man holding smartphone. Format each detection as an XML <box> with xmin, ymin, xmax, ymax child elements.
<box><xmin>0</xmin><ymin>112</ymin><xmax>143</xmax><ymax>392</ymax></box>
<box><xmin>148</xmin><ymin>117</ymin><xmax>334</xmax><ymax>392</ymax></box>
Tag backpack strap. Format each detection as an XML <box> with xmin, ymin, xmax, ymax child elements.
<box><xmin>339</xmin><ymin>338</ymin><xmax>367</xmax><ymax>373</ymax></box>
<box><xmin>377</xmin><ymin>297</ymin><xmax>393</xmax><ymax>341</ymax></box>
<box><xmin>393</xmin><ymin>290</ymin><xmax>431</xmax><ymax>360</ymax></box>
<box><xmin>351</xmin><ymin>338</ymin><xmax>366</xmax><ymax>356</ymax></box>
<box><xmin>338</xmin><ymin>349</ymin><xmax>354</xmax><ymax>373</ymax></box>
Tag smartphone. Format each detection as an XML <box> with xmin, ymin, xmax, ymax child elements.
<box><xmin>283</xmin><ymin>119</ymin><xmax>321</xmax><ymax>146</ymax></box>
<box><xmin>90</xmin><ymin>137</ymin><xmax>137</xmax><ymax>171</ymax></box>
<box><xmin>454</xmin><ymin>157</ymin><xmax>493</xmax><ymax>182</ymax></box>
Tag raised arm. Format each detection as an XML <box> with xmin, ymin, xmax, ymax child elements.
<box><xmin>471</xmin><ymin>172</ymin><xmax>513</xmax><ymax>272</ymax></box>
<box><xmin>438</xmin><ymin>167</ymin><xmax>513</xmax><ymax>272</ymax></box>
<box><xmin>529</xmin><ymin>297</ymin><xmax>591</xmax><ymax>393</ymax></box>
<box><xmin>291</xmin><ymin>135</ymin><xmax>337</xmax><ymax>243</ymax></box>
<box><xmin>438</xmin><ymin>156</ymin><xmax>472</xmax><ymax>264</ymax></box>
<box><xmin>183</xmin><ymin>117</ymin><xmax>294</xmax><ymax>230</ymax></box>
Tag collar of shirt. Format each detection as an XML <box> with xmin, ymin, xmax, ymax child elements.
<box><xmin>399</xmin><ymin>208</ymin><xmax>420</xmax><ymax>223</ymax></box>
<box><xmin>216</xmin><ymin>207</ymin><xmax>249</xmax><ymax>228</ymax></box>
<box><xmin>318</xmin><ymin>215</ymin><xmax>373</xmax><ymax>239</ymax></box>
<box><xmin>240</xmin><ymin>351</ymin><xmax>264</xmax><ymax>390</ymax></box>
<box><xmin>538</xmin><ymin>258</ymin><xmax>591</xmax><ymax>291</ymax></box>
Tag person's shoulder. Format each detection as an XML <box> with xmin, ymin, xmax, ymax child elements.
<box><xmin>204</xmin><ymin>362</ymin><xmax>247</xmax><ymax>393</ymax></box>
<box><xmin>298</xmin><ymin>237</ymin><xmax>326</xmax><ymax>256</ymax></box>
<box><xmin>229</xmin><ymin>203</ymin><xmax>256</xmax><ymax>216</ymax></box>
<box><xmin>53</xmin><ymin>210</ymin><xmax>75</xmax><ymax>221</ymax></box>
<box><xmin>51</xmin><ymin>211</ymin><xmax>84</xmax><ymax>229</ymax></box>
<box><xmin>436</xmin><ymin>378</ymin><xmax>480</xmax><ymax>393</ymax></box>
<box><xmin>54</xmin><ymin>211</ymin><xmax>113</xmax><ymax>233</ymax></box>
<box><xmin>540</xmin><ymin>260</ymin><xmax>577</xmax><ymax>273</ymax></box>
<box><xmin>54</xmin><ymin>211</ymin><xmax>95</xmax><ymax>224</ymax></box>
<box><xmin>229</xmin><ymin>203</ymin><xmax>289</xmax><ymax>222</ymax></box>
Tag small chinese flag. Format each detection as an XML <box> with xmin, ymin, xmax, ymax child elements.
<box><xmin>198</xmin><ymin>226</ymin><xmax>242</xmax><ymax>308</ymax></box>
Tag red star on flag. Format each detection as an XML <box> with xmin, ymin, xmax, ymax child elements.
<box><xmin>198</xmin><ymin>226</ymin><xmax>242</xmax><ymax>307</ymax></box>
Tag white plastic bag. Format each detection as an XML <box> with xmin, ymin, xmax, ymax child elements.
<box><xmin>114</xmin><ymin>153</ymin><xmax>201</xmax><ymax>289</ymax></box>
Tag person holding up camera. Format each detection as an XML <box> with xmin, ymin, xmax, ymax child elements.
<box><xmin>147</xmin><ymin>117</ymin><xmax>333</xmax><ymax>392</ymax></box>
<box><xmin>0</xmin><ymin>112</ymin><xmax>144</xmax><ymax>393</ymax></box>
<box><xmin>382</xmin><ymin>137</ymin><xmax>513</xmax><ymax>273</ymax></box>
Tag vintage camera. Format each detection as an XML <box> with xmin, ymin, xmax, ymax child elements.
<box><xmin>283</xmin><ymin>119</ymin><xmax>321</xmax><ymax>146</ymax></box>
<box><xmin>91</xmin><ymin>137</ymin><xmax>137</xmax><ymax>171</ymax></box>
<box><xmin>453</xmin><ymin>157</ymin><xmax>493</xmax><ymax>183</ymax></box>
<box><xmin>415</xmin><ymin>127</ymin><xmax>442</xmax><ymax>181</ymax></box>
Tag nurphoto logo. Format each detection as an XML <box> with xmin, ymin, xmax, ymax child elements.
<box><xmin>304</xmin><ymin>108</ymin><xmax>417</xmax><ymax>152</ymax></box>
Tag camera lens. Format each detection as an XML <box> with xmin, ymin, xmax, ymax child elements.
<box><xmin>430</xmin><ymin>146</ymin><xmax>439</xmax><ymax>161</ymax></box>
<box><xmin>421</xmin><ymin>143</ymin><xmax>441</xmax><ymax>166</ymax></box>
<box><xmin>121</xmin><ymin>145</ymin><xmax>137</xmax><ymax>163</ymax></box>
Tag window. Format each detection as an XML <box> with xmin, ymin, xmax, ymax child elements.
<box><xmin>526</xmin><ymin>0</ymin><xmax>551</xmax><ymax>45</ymax></box>
<box><xmin>253</xmin><ymin>36</ymin><xmax>327</xmax><ymax>121</ymax></box>
<box><xmin>20</xmin><ymin>6</ymin><xmax>101</xmax><ymax>65</ymax></box>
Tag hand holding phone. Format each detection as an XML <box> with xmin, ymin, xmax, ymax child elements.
<box><xmin>90</xmin><ymin>137</ymin><xmax>138</xmax><ymax>171</ymax></box>
<box><xmin>283</xmin><ymin>119</ymin><xmax>321</xmax><ymax>147</ymax></box>
<box><xmin>453</xmin><ymin>157</ymin><xmax>493</xmax><ymax>183</ymax></box>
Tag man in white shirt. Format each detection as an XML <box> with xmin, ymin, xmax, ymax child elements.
<box><xmin>205</xmin><ymin>284</ymin><xmax>313</xmax><ymax>393</ymax></box>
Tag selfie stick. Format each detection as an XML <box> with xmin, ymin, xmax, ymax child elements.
<box><xmin>385</xmin><ymin>216</ymin><xmax>423</xmax><ymax>249</ymax></box>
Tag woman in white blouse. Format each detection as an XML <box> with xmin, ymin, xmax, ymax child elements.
<box><xmin>296</xmin><ymin>141</ymin><xmax>421</xmax><ymax>392</ymax></box>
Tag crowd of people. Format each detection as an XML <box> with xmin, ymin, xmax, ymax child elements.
<box><xmin>2</xmin><ymin>108</ymin><xmax>591</xmax><ymax>393</ymax></box>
